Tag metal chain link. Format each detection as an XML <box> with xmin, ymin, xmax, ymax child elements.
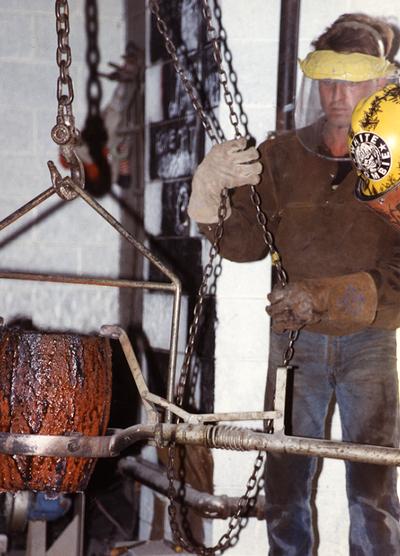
<box><xmin>149</xmin><ymin>0</ymin><xmax>218</xmax><ymax>144</ymax></box>
<box><xmin>212</xmin><ymin>2</ymin><xmax>251</xmax><ymax>138</ymax></box>
<box><xmin>176</xmin><ymin>189</ymin><xmax>228</xmax><ymax>406</ymax></box>
<box><xmin>167</xmin><ymin>442</ymin><xmax>265</xmax><ymax>555</ymax></box>
<box><xmin>200</xmin><ymin>0</ymin><xmax>241</xmax><ymax>138</ymax></box>
<box><xmin>149</xmin><ymin>1</ymin><xmax>296</xmax><ymax>553</ymax></box>
<box><xmin>52</xmin><ymin>0</ymin><xmax>78</xmax><ymax>146</ymax></box>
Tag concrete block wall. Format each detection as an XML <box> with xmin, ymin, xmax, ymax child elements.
<box><xmin>0</xmin><ymin>1</ymin><xmax>126</xmax><ymax>334</ymax></box>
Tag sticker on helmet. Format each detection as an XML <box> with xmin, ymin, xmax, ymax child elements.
<box><xmin>350</xmin><ymin>132</ymin><xmax>391</xmax><ymax>181</ymax></box>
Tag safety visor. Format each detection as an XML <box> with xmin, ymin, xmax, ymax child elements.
<box><xmin>295</xmin><ymin>51</ymin><xmax>398</xmax><ymax>160</ymax></box>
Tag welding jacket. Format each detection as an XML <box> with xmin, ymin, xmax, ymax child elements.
<box><xmin>198</xmin><ymin>130</ymin><xmax>400</xmax><ymax>335</ymax></box>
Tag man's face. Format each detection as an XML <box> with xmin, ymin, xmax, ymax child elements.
<box><xmin>319</xmin><ymin>78</ymin><xmax>382</xmax><ymax>128</ymax></box>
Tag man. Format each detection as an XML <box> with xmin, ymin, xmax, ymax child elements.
<box><xmin>188</xmin><ymin>13</ymin><xmax>400</xmax><ymax>555</ymax></box>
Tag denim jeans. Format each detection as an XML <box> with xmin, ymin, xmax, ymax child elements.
<box><xmin>264</xmin><ymin>328</ymin><xmax>400</xmax><ymax>556</ymax></box>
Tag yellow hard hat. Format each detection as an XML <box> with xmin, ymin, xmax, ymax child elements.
<box><xmin>349</xmin><ymin>84</ymin><xmax>400</xmax><ymax>197</ymax></box>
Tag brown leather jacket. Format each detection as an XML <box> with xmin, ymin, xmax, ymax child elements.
<box><xmin>199</xmin><ymin>130</ymin><xmax>400</xmax><ymax>333</ymax></box>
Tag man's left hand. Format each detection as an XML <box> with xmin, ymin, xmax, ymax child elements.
<box><xmin>266</xmin><ymin>273</ymin><xmax>378</xmax><ymax>334</ymax></box>
<box><xmin>266</xmin><ymin>282</ymin><xmax>325</xmax><ymax>333</ymax></box>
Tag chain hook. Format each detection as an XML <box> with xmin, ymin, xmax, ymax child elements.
<box><xmin>47</xmin><ymin>140</ymin><xmax>84</xmax><ymax>201</ymax></box>
<box><xmin>48</xmin><ymin>0</ymin><xmax>84</xmax><ymax>201</ymax></box>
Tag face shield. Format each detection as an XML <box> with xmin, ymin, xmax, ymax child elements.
<box><xmin>295</xmin><ymin>50</ymin><xmax>398</xmax><ymax>160</ymax></box>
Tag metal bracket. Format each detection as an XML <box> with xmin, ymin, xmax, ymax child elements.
<box><xmin>100</xmin><ymin>324</ymin><xmax>284</xmax><ymax>428</ymax></box>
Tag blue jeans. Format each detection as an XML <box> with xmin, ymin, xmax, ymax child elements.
<box><xmin>264</xmin><ymin>328</ymin><xmax>400</xmax><ymax>556</ymax></box>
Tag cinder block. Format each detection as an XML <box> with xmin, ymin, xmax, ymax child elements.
<box><xmin>30</xmin><ymin>282</ymin><xmax>120</xmax><ymax>333</ymax></box>
<box><xmin>216</xmin><ymin>297</ymin><xmax>269</xmax><ymax>360</ymax></box>
<box><xmin>0</xmin><ymin>13</ymin><xmax>34</xmax><ymax>59</ymax></box>
<box><xmin>0</xmin><ymin>240</ymin><xmax>80</xmax><ymax>275</ymax></box>
<box><xmin>0</xmin><ymin>107</ymin><xmax>34</xmax><ymax>153</ymax></box>
<box><xmin>33</xmin><ymin>196</ymin><xmax>123</xmax><ymax>248</ymax></box>
<box><xmin>219</xmin><ymin>0</ymin><xmax>280</xmax><ymax>41</ymax></box>
<box><xmin>0</xmin><ymin>1</ymin><xmax>55</xmax><ymax>12</ymax></box>
<box><xmin>142</xmin><ymin>291</ymin><xmax>188</xmax><ymax>351</ymax></box>
<box><xmin>0</xmin><ymin>280</ymin><xmax>35</xmax><ymax>324</ymax></box>
<box><xmin>144</xmin><ymin>180</ymin><xmax>162</xmax><ymax>235</ymax></box>
<box><xmin>216</xmin><ymin>258</ymin><xmax>270</xmax><ymax>299</ymax></box>
<box><xmin>0</xmin><ymin>155</ymin><xmax>50</xmax><ymax>200</ymax></box>
<box><xmin>0</xmin><ymin>61</ymin><xmax>55</xmax><ymax>110</ymax></box>
<box><xmin>0</xmin><ymin>198</ymin><xmax>39</xmax><ymax>246</ymax></box>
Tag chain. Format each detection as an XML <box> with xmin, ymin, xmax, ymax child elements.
<box><xmin>167</xmin><ymin>443</ymin><xmax>265</xmax><ymax>555</ymax></box>
<box><xmin>248</xmin><ymin>185</ymin><xmax>299</xmax><ymax>360</ymax></box>
<box><xmin>51</xmin><ymin>0</ymin><xmax>78</xmax><ymax>146</ymax></box>
<box><xmin>149</xmin><ymin>1</ymin><xmax>296</xmax><ymax>553</ymax></box>
<box><xmin>200</xmin><ymin>0</ymin><xmax>241</xmax><ymax>138</ymax></box>
<box><xmin>250</xmin><ymin>183</ymin><xmax>298</xmax><ymax>433</ymax></box>
<box><xmin>149</xmin><ymin>0</ymin><xmax>218</xmax><ymax>144</ymax></box>
<box><xmin>85</xmin><ymin>0</ymin><xmax>102</xmax><ymax>118</ymax></box>
<box><xmin>213</xmin><ymin>2</ymin><xmax>251</xmax><ymax>139</ymax></box>
<box><xmin>176</xmin><ymin>189</ymin><xmax>227</xmax><ymax>405</ymax></box>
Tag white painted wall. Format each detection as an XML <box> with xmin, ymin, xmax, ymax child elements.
<box><xmin>212</xmin><ymin>1</ymin><xmax>400</xmax><ymax>555</ymax></box>
<box><xmin>0</xmin><ymin>1</ymin><xmax>125</xmax><ymax>334</ymax></box>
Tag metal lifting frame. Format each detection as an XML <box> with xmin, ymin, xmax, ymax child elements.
<box><xmin>0</xmin><ymin>185</ymin><xmax>400</xmax><ymax>468</ymax></box>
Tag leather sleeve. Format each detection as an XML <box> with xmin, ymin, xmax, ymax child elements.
<box><xmin>198</xmin><ymin>138</ymin><xmax>280</xmax><ymax>262</ymax></box>
<box><xmin>368</xmin><ymin>240</ymin><xmax>400</xmax><ymax>328</ymax></box>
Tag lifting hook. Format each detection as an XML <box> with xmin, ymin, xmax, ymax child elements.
<box><xmin>47</xmin><ymin>141</ymin><xmax>85</xmax><ymax>201</ymax></box>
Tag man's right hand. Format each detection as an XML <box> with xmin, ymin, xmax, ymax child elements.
<box><xmin>188</xmin><ymin>137</ymin><xmax>262</xmax><ymax>224</ymax></box>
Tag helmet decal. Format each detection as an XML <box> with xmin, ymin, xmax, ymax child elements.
<box><xmin>359</xmin><ymin>86</ymin><xmax>400</xmax><ymax>130</ymax></box>
<box><xmin>350</xmin><ymin>132</ymin><xmax>391</xmax><ymax>181</ymax></box>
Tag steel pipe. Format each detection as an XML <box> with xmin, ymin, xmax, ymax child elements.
<box><xmin>276</xmin><ymin>0</ymin><xmax>301</xmax><ymax>131</ymax></box>
<box><xmin>175</xmin><ymin>424</ymin><xmax>400</xmax><ymax>467</ymax></box>
<box><xmin>118</xmin><ymin>456</ymin><xmax>266</xmax><ymax>520</ymax></box>
<box><xmin>1</xmin><ymin>423</ymin><xmax>400</xmax><ymax>467</ymax></box>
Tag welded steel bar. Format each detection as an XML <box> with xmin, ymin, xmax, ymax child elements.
<box><xmin>185</xmin><ymin>410</ymin><xmax>280</xmax><ymax>424</ymax></box>
<box><xmin>167</xmin><ymin>281</ymin><xmax>182</xmax><ymax>420</ymax></box>
<box><xmin>69</xmin><ymin>181</ymin><xmax>182</xmax><ymax>422</ymax></box>
<box><xmin>0</xmin><ymin>271</ymin><xmax>175</xmax><ymax>292</ymax></box>
<box><xmin>69</xmin><ymin>182</ymin><xmax>178</xmax><ymax>284</ymax></box>
<box><xmin>118</xmin><ymin>456</ymin><xmax>266</xmax><ymax>520</ymax></box>
<box><xmin>0</xmin><ymin>187</ymin><xmax>56</xmax><ymax>232</ymax></box>
<box><xmin>0</xmin><ymin>426</ymin><xmax>156</xmax><ymax>458</ymax></box>
<box><xmin>1</xmin><ymin>424</ymin><xmax>400</xmax><ymax>466</ymax></box>
<box><xmin>174</xmin><ymin>424</ymin><xmax>400</xmax><ymax>467</ymax></box>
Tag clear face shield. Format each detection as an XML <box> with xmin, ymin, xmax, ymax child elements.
<box><xmin>294</xmin><ymin>50</ymin><xmax>398</xmax><ymax>160</ymax></box>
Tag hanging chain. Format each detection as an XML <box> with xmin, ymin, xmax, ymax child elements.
<box><xmin>149</xmin><ymin>1</ymin><xmax>297</xmax><ymax>553</ymax></box>
<box><xmin>149</xmin><ymin>0</ymin><xmax>218</xmax><ymax>144</ymax></box>
<box><xmin>200</xmin><ymin>0</ymin><xmax>241</xmax><ymax>138</ymax></box>
<box><xmin>167</xmin><ymin>442</ymin><xmax>265</xmax><ymax>555</ymax></box>
<box><xmin>250</xmin><ymin>185</ymin><xmax>299</xmax><ymax>366</ymax></box>
<box><xmin>212</xmin><ymin>2</ymin><xmax>251</xmax><ymax>138</ymax></box>
<box><xmin>51</xmin><ymin>0</ymin><xmax>78</xmax><ymax>146</ymax></box>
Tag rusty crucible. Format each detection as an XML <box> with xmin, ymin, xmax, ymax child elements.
<box><xmin>0</xmin><ymin>326</ymin><xmax>112</xmax><ymax>492</ymax></box>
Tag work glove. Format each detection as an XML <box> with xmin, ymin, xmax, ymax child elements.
<box><xmin>187</xmin><ymin>137</ymin><xmax>262</xmax><ymax>223</ymax></box>
<box><xmin>266</xmin><ymin>272</ymin><xmax>378</xmax><ymax>335</ymax></box>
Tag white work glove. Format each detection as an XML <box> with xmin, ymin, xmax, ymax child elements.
<box><xmin>188</xmin><ymin>137</ymin><xmax>262</xmax><ymax>223</ymax></box>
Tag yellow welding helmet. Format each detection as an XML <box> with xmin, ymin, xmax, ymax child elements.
<box><xmin>349</xmin><ymin>84</ymin><xmax>400</xmax><ymax>231</ymax></box>
<box><xmin>349</xmin><ymin>84</ymin><xmax>400</xmax><ymax>196</ymax></box>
